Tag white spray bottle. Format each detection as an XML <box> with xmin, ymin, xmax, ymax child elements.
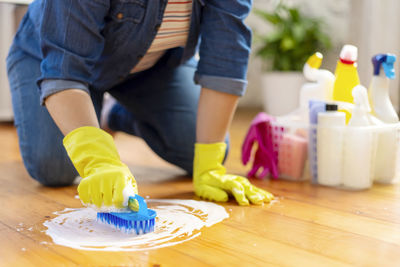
<box><xmin>348</xmin><ymin>85</ymin><xmax>371</xmax><ymax>126</ymax></box>
<box><xmin>299</xmin><ymin>52</ymin><xmax>335</xmax><ymax>109</ymax></box>
<box><xmin>342</xmin><ymin>85</ymin><xmax>374</xmax><ymax>189</ymax></box>
<box><xmin>368</xmin><ymin>54</ymin><xmax>399</xmax><ymax>123</ymax></box>
<box><xmin>369</xmin><ymin>54</ymin><xmax>399</xmax><ymax>183</ymax></box>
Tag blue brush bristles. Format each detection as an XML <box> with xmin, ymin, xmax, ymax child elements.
<box><xmin>97</xmin><ymin>195</ymin><xmax>157</xmax><ymax>234</ymax></box>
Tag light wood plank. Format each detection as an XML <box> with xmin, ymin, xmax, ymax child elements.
<box><xmin>0</xmin><ymin>123</ymin><xmax>21</xmax><ymax>162</ymax></box>
<box><xmin>0</xmin><ymin>222</ymin><xmax>76</xmax><ymax>267</ymax></box>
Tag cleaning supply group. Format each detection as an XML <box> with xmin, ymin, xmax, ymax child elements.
<box><xmin>243</xmin><ymin>45</ymin><xmax>400</xmax><ymax>191</ymax></box>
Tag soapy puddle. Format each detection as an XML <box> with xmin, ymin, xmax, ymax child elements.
<box><xmin>43</xmin><ymin>199</ymin><xmax>228</xmax><ymax>251</ymax></box>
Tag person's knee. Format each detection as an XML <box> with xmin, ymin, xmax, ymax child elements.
<box><xmin>23</xmin><ymin>151</ymin><xmax>77</xmax><ymax>187</ymax></box>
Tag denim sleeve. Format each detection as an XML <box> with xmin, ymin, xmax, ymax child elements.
<box><xmin>194</xmin><ymin>0</ymin><xmax>252</xmax><ymax>96</ymax></box>
<box><xmin>40</xmin><ymin>79</ymin><xmax>90</xmax><ymax>104</ymax></box>
<box><xmin>38</xmin><ymin>0</ymin><xmax>109</xmax><ymax>104</ymax></box>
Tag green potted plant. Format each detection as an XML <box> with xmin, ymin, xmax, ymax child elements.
<box><xmin>254</xmin><ymin>1</ymin><xmax>332</xmax><ymax>115</ymax></box>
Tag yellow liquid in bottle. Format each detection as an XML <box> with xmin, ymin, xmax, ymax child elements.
<box><xmin>332</xmin><ymin>60</ymin><xmax>361</xmax><ymax>122</ymax></box>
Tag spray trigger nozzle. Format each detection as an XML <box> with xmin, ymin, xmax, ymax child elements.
<box><xmin>372</xmin><ymin>53</ymin><xmax>396</xmax><ymax>79</ymax></box>
<box><xmin>382</xmin><ymin>54</ymin><xmax>396</xmax><ymax>80</ymax></box>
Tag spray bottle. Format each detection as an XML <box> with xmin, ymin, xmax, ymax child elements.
<box><xmin>332</xmin><ymin>45</ymin><xmax>361</xmax><ymax>122</ymax></box>
<box><xmin>368</xmin><ymin>54</ymin><xmax>399</xmax><ymax>123</ymax></box>
<box><xmin>347</xmin><ymin>85</ymin><xmax>371</xmax><ymax>126</ymax></box>
<box><xmin>368</xmin><ymin>54</ymin><xmax>399</xmax><ymax>183</ymax></box>
<box><xmin>342</xmin><ymin>85</ymin><xmax>374</xmax><ymax>189</ymax></box>
<box><xmin>299</xmin><ymin>52</ymin><xmax>335</xmax><ymax>108</ymax></box>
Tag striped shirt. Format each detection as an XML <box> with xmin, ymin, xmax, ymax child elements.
<box><xmin>131</xmin><ymin>0</ymin><xmax>193</xmax><ymax>73</ymax></box>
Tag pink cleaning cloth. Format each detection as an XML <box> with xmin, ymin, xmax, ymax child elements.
<box><xmin>241</xmin><ymin>112</ymin><xmax>279</xmax><ymax>179</ymax></box>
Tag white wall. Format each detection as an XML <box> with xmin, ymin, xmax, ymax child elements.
<box><xmin>349</xmin><ymin>0</ymin><xmax>400</xmax><ymax>110</ymax></box>
<box><xmin>0</xmin><ymin>3</ymin><xmax>16</xmax><ymax>120</ymax></box>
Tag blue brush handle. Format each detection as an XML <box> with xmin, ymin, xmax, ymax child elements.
<box><xmin>129</xmin><ymin>195</ymin><xmax>147</xmax><ymax>215</ymax></box>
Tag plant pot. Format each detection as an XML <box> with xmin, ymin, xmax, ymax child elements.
<box><xmin>261</xmin><ymin>72</ymin><xmax>305</xmax><ymax>116</ymax></box>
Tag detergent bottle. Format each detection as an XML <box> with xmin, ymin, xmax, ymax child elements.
<box><xmin>317</xmin><ymin>103</ymin><xmax>346</xmax><ymax>186</ymax></box>
<box><xmin>332</xmin><ymin>45</ymin><xmax>361</xmax><ymax>122</ymax></box>
<box><xmin>299</xmin><ymin>52</ymin><xmax>335</xmax><ymax>108</ymax></box>
<box><xmin>342</xmin><ymin>85</ymin><xmax>374</xmax><ymax>189</ymax></box>
<box><xmin>368</xmin><ymin>54</ymin><xmax>399</xmax><ymax>123</ymax></box>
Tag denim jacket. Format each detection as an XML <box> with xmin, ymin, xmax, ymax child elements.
<box><xmin>7</xmin><ymin>0</ymin><xmax>252</xmax><ymax>104</ymax></box>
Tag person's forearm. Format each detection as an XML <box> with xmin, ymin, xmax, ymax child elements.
<box><xmin>196</xmin><ymin>87</ymin><xmax>239</xmax><ymax>143</ymax></box>
<box><xmin>45</xmin><ymin>89</ymin><xmax>99</xmax><ymax>136</ymax></box>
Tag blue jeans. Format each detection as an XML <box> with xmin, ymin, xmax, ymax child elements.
<box><xmin>7</xmin><ymin>52</ymin><xmax>229</xmax><ymax>186</ymax></box>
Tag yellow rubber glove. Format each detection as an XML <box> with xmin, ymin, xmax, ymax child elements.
<box><xmin>193</xmin><ymin>142</ymin><xmax>274</xmax><ymax>205</ymax></box>
<box><xmin>63</xmin><ymin>126</ymin><xmax>138</xmax><ymax>209</ymax></box>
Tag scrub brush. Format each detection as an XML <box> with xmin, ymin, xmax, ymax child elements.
<box><xmin>97</xmin><ymin>195</ymin><xmax>157</xmax><ymax>234</ymax></box>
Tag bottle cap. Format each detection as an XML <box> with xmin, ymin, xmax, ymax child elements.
<box><xmin>340</xmin><ymin>45</ymin><xmax>358</xmax><ymax>64</ymax></box>
<box><xmin>306</xmin><ymin>52</ymin><xmax>323</xmax><ymax>69</ymax></box>
<box><xmin>325</xmin><ymin>104</ymin><xmax>338</xmax><ymax>111</ymax></box>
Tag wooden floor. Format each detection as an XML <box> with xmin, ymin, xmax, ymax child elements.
<box><xmin>1</xmin><ymin>109</ymin><xmax>400</xmax><ymax>266</ymax></box>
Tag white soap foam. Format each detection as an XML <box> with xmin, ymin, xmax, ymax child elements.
<box><xmin>122</xmin><ymin>182</ymin><xmax>137</xmax><ymax>207</ymax></box>
<box><xmin>43</xmin><ymin>199</ymin><xmax>228</xmax><ymax>251</ymax></box>
<box><xmin>81</xmin><ymin>182</ymin><xmax>138</xmax><ymax>213</ymax></box>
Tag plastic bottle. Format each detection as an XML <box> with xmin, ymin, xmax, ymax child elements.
<box><xmin>368</xmin><ymin>54</ymin><xmax>399</xmax><ymax>183</ymax></box>
<box><xmin>368</xmin><ymin>54</ymin><xmax>399</xmax><ymax>123</ymax></box>
<box><xmin>332</xmin><ymin>45</ymin><xmax>361</xmax><ymax>122</ymax></box>
<box><xmin>308</xmin><ymin>100</ymin><xmax>326</xmax><ymax>183</ymax></box>
<box><xmin>347</xmin><ymin>85</ymin><xmax>371</xmax><ymax>126</ymax></box>
<box><xmin>299</xmin><ymin>52</ymin><xmax>335</xmax><ymax>108</ymax></box>
<box><xmin>317</xmin><ymin>104</ymin><xmax>346</xmax><ymax>186</ymax></box>
<box><xmin>342</xmin><ymin>85</ymin><xmax>374</xmax><ymax>189</ymax></box>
